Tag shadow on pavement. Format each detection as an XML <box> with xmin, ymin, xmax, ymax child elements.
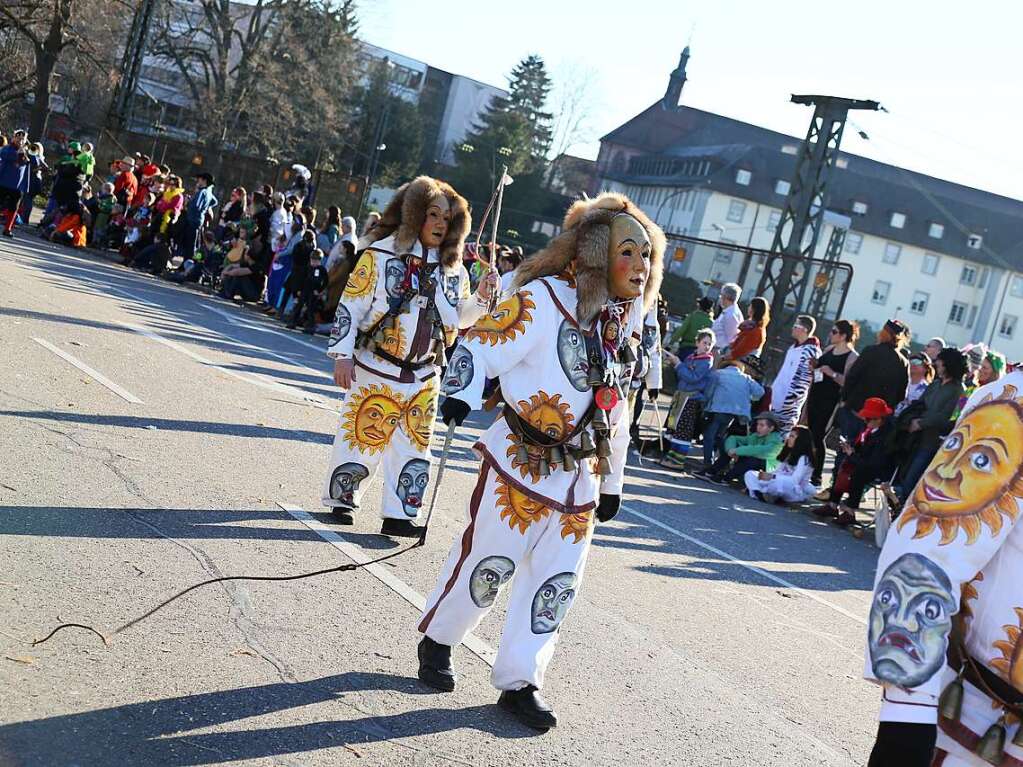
<box><xmin>0</xmin><ymin>671</ymin><xmax>536</xmax><ymax>766</ymax></box>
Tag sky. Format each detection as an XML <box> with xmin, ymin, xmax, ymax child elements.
<box><xmin>359</xmin><ymin>0</ymin><xmax>1023</xmax><ymax>201</ymax></box>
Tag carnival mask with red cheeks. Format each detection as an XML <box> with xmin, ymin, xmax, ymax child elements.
<box><xmin>607</xmin><ymin>214</ymin><xmax>650</xmax><ymax>300</ymax></box>
<box><xmin>419</xmin><ymin>196</ymin><xmax>452</xmax><ymax>250</ymax></box>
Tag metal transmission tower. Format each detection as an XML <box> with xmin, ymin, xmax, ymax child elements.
<box><xmin>755</xmin><ymin>95</ymin><xmax>879</xmax><ymax>331</ymax></box>
<box><xmin>109</xmin><ymin>0</ymin><xmax>158</xmax><ymax>130</ymax></box>
<box><xmin>806</xmin><ymin>211</ymin><xmax>850</xmax><ymax>319</ymax></box>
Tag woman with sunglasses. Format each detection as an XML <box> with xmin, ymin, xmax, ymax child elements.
<box><xmin>804</xmin><ymin>319</ymin><xmax>859</xmax><ymax>487</ymax></box>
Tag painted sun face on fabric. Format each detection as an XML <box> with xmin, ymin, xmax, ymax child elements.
<box><xmin>328</xmin><ymin>303</ymin><xmax>351</xmax><ymax>348</ymax></box>
<box><xmin>464</xmin><ymin>290</ymin><xmax>535</xmax><ymax>346</ymax></box>
<box><xmin>442</xmin><ymin>346</ymin><xmax>474</xmax><ymax>395</ymax></box>
<box><xmin>469</xmin><ymin>556</ymin><xmax>515</xmax><ymax>608</ymax></box>
<box><xmin>340</xmin><ymin>384</ymin><xmax>404</xmax><ymax>453</ymax></box>
<box><xmin>992</xmin><ymin>607</ymin><xmax>1023</xmax><ymax>689</ymax></box>
<box><xmin>396</xmin><ymin>458</ymin><xmax>430</xmax><ymax>516</ymax></box>
<box><xmin>495</xmin><ymin>475</ymin><xmax>551</xmax><ymax>534</ymax></box>
<box><xmin>557</xmin><ymin>320</ymin><xmax>590</xmax><ymax>392</ymax></box>
<box><xmin>377</xmin><ymin>322</ymin><xmax>406</xmax><ymax>359</ymax></box>
<box><xmin>403</xmin><ymin>383</ymin><xmax>437</xmax><ymax>450</ymax></box>
<box><xmin>560</xmin><ymin>511</ymin><xmax>593</xmax><ymax>544</ymax></box>
<box><xmin>520</xmin><ymin>391</ymin><xmax>574</xmax><ymax>441</ymax></box>
<box><xmin>384</xmin><ymin>258</ymin><xmax>407</xmax><ymax>299</ymax></box>
<box><xmin>329</xmin><ymin>462</ymin><xmax>369</xmax><ymax>506</ymax></box>
<box><xmin>869</xmin><ymin>553</ymin><xmax>956</xmax><ymax>688</ymax></box>
<box><xmin>898</xmin><ymin>385</ymin><xmax>1023</xmax><ymax>545</ymax></box>
<box><xmin>343</xmin><ymin>252</ymin><xmax>376</xmax><ymax>298</ymax></box>
<box><xmin>531</xmin><ymin>572</ymin><xmax>578</xmax><ymax>634</ymax></box>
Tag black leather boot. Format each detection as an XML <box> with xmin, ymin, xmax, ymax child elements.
<box><xmin>381</xmin><ymin>518</ymin><xmax>420</xmax><ymax>538</ymax></box>
<box><xmin>330</xmin><ymin>505</ymin><xmax>355</xmax><ymax>525</ymax></box>
<box><xmin>497</xmin><ymin>685</ymin><xmax>557</xmax><ymax>731</ymax></box>
<box><xmin>417</xmin><ymin>636</ymin><xmax>456</xmax><ymax>691</ymax></box>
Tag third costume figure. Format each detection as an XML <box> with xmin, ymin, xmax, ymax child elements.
<box><xmin>416</xmin><ymin>193</ymin><xmax>665</xmax><ymax>730</ymax></box>
<box><xmin>322</xmin><ymin>176</ymin><xmax>491</xmax><ymax>537</ymax></box>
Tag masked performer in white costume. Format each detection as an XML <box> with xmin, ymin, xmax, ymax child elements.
<box><xmin>415</xmin><ymin>194</ymin><xmax>664</xmax><ymax>730</ymax></box>
<box><xmin>323</xmin><ymin>177</ymin><xmax>493</xmax><ymax>537</ymax></box>
<box><xmin>864</xmin><ymin>369</ymin><xmax>1023</xmax><ymax>766</ymax></box>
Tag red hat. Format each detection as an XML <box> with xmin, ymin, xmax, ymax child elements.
<box><xmin>858</xmin><ymin>397</ymin><xmax>892</xmax><ymax>420</ymax></box>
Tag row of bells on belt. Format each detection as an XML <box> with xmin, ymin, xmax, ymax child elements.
<box><xmin>514</xmin><ymin>430</ymin><xmax>611</xmax><ymax>477</ymax></box>
<box><xmin>938</xmin><ymin>674</ymin><xmax>1023</xmax><ymax>764</ymax></box>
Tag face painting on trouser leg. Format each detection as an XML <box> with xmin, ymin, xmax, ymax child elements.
<box><xmin>321</xmin><ymin>367</ymin><xmax>438</xmax><ymax>520</ymax></box>
<box><xmin>418</xmin><ymin>463</ymin><xmax>594</xmax><ymax>691</ymax></box>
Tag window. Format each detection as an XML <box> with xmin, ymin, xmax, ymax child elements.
<box><xmin>948</xmin><ymin>302</ymin><xmax>967</xmax><ymax>325</ymax></box>
<box><xmin>960</xmin><ymin>265</ymin><xmax>977</xmax><ymax>286</ymax></box>
<box><xmin>967</xmin><ymin>305</ymin><xmax>978</xmax><ymax>329</ymax></box>
<box><xmin>726</xmin><ymin>199</ymin><xmax>746</xmax><ymax>223</ymax></box>
<box><xmin>883</xmin><ymin>242</ymin><xmax>902</xmax><ymax>265</ymax></box>
<box><xmin>714</xmin><ymin>239</ymin><xmax>736</xmax><ymax>265</ymax></box>
<box><xmin>852</xmin><ymin>200</ymin><xmax>869</xmax><ymax>215</ymax></box>
<box><xmin>890</xmin><ymin>211</ymin><xmax>907</xmax><ymax>229</ymax></box>
<box><xmin>921</xmin><ymin>253</ymin><xmax>940</xmax><ymax>275</ymax></box>
<box><xmin>928</xmin><ymin>222</ymin><xmax>944</xmax><ymax>239</ymax></box>
<box><xmin>978</xmin><ymin>267</ymin><xmax>989</xmax><ymax>290</ymax></box>
<box><xmin>781</xmin><ymin>144</ymin><xmax>799</xmax><ymax>155</ymax></box>
<box><xmin>845</xmin><ymin>232</ymin><xmax>863</xmax><ymax>254</ymax></box>
<box><xmin>835</xmin><ymin>157</ymin><xmax>849</xmax><ymax>169</ymax></box>
<box><xmin>735</xmin><ymin>169</ymin><xmax>751</xmax><ymax>186</ymax></box>
<box><xmin>1011</xmin><ymin>275</ymin><xmax>1023</xmax><ymax>298</ymax></box>
<box><xmin>967</xmin><ymin>233</ymin><xmax>983</xmax><ymax>250</ymax></box>
<box><xmin>909</xmin><ymin>291</ymin><xmax>929</xmax><ymax>315</ymax></box>
<box><xmin>999</xmin><ymin>314</ymin><xmax>1018</xmax><ymax>339</ymax></box>
<box><xmin>754</xmin><ymin>254</ymin><xmax>767</xmax><ymax>271</ymax></box>
<box><xmin>766</xmin><ymin>210</ymin><xmax>782</xmax><ymax>233</ymax></box>
<box><xmin>872</xmin><ymin>281</ymin><xmax>891</xmax><ymax>305</ymax></box>
<box><xmin>774</xmin><ymin>179</ymin><xmax>791</xmax><ymax>196</ymax></box>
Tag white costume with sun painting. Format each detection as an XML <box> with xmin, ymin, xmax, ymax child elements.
<box><xmin>321</xmin><ymin>177</ymin><xmax>485</xmax><ymax>524</ymax></box>
<box><xmin>418</xmin><ymin>194</ymin><xmax>665</xmax><ymax>705</ymax></box>
<box><xmin>864</xmin><ymin>371</ymin><xmax>1023</xmax><ymax>766</ymax></box>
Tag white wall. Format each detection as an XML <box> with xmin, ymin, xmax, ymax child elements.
<box><xmin>435</xmin><ymin>76</ymin><xmax>507</xmax><ymax>166</ymax></box>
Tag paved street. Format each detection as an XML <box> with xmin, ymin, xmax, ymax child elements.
<box><xmin>1</xmin><ymin>232</ymin><xmax>882</xmax><ymax>766</ymax></box>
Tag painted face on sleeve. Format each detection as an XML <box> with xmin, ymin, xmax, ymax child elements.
<box><xmin>329</xmin><ymin>462</ymin><xmax>369</xmax><ymax>506</ymax></box>
<box><xmin>607</xmin><ymin>214</ymin><xmax>651</xmax><ymax>301</ymax></box>
<box><xmin>442</xmin><ymin>346</ymin><xmax>474</xmax><ymax>394</ymax></box>
<box><xmin>329</xmin><ymin>303</ymin><xmax>351</xmax><ymax>346</ymax></box>
<box><xmin>868</xmin><ymin>553</ymin><xmax>956</xmax><ymax>688</ymax></box>
<box><xmin>384</xmin><ymin>258</ymin><xmax>407</xmax><ymax>299</ymax></box>
<box><xmin>557</xmin><ymin>319</ymin><xmax>590</xmax><ymax>392</ymax></box>
<box><xmin>531</xmin><ymin>571</ymin><xmax>579</xmax><ymax>634</ymax></box>
<box><xmin>469</xmin><ymin>556</ymin><xmax>515</xmax><ymax>608</ymax></box>
<box><xmin>343</xmin><ymin>252</ymin><xmax>376</xmax><ymax>298</ymax></box>
<box><xmin>642</xmin><ymin>324</ymin><xmax>657</xmax><ymax>351</ymax></box>
<box><xmin>419</xmin><ymin>196</ymin><xmax>451</xmax><ymax>250</ymax></box>
<box><xmin>396</xmin><ymin>458</ymin><xmax>430</xmax><ymax>516</ymax></box>
<box><xmin>443</xmin><ymin>273</ymin><xmax>461</xmax><ymax>307</ymax></box>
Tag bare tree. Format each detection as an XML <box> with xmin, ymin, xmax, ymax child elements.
<box><xmin>545</xmin><ymin>61</ymin><xmax>600</xmax><ymax>188</ymax></box>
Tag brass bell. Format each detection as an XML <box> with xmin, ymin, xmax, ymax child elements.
<box><xmin>562</xmin><ymin>450</ymin><xmax>577</xmax><ymax>472</ymax></box>
<box><xmin>1013</xmin><ymin>723</ymin><xmax>1023</xmax><ymax>749</ymax></box>
<box><xmin>586</xmin><ymin>365</ymin><xmax>603</xmax><ymax>388</ymax></box>
<box><xmin>549</xmin><ymin>445</ymin><xmax>564</xmax><ymax>466</ymax></box>
<box><xmin>596</xmin><ymin>456</ymin><xmax>612</xmax><ymax>475</ymax></box>
<box><xmin>515</xmin><ymin>444</ymin><xmax>530</xmax><ymax>465</ymax></box>
<box><xmin>596</xmin><ymin>437</ymin><xmax>611</xmax><ymax>459</ymax></box>
<box><xmin>537</xmin><ymin>456</ymin><xmax>550</xmax><ymax>477</ymax></box>
<box><xmin>938</xmin><ymin>676</ymin><xmax>964</xmax><ymax>722</ymax></box>
<box><xmin>579</xmin><ymin>432</ymin><xmax>595</xmax><ymax>453</ymax></box>
<box><xmin>975</xmin><ymin>718</ymin><xmax>1007</xmax><ymax>765</ymax></box>
<box><xmin>619</xmin><ymin>345</ymin><xmax>636</xmax><ymax>364</ymax></box>
<box><xmin>592</xmin><ymin>409</ymin><xmax>609</xmax><ymax>431</ymax></box>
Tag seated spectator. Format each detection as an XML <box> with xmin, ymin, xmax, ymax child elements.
<box><xmin>723</xmin><ymin>296</ymin><xmax>769</xmax><ymax>363</ymax></box>
<box><xmin>50</xmin><ymin>202</ymin><xmax>88</xmax><ymax>248</ymax></box>
<box><xmin>893</xmin><ymin>352</ymin><xmax>933</xmax><ymax>415</ymax></box>
<box><xmin>769</xmin><ymin>314</ymin><xmax>821</xmax><ymax>433</ymax></box>
<box><xmin>697</xmin><ymin>410</ymin><xmax>783</xmax><ymax>485</ymax></box>
<box><xmin>693</xmin><ymin>356</ymin><xmax>765</xmax><ymax>473</ymax></box>
<box><xmin>660</xmin><ymin>329</ymin><xmax>715</xmax><ymax>467</ymax></box>
<box><xmin>744</xmin><ymin>424</ymin><xmax>817</xmax><ymax>504</ymax></box>
<box><xmin>711</xmin><ymin>283</ymin><xmax>743</xmax><ymax>355</ymax></box>
<box><xmin>812</xmin><ymin>397</ymin><xmax>896</xmax><ymax>526</ymax></box>
<box><xmin>804</xmin><ymin>319</ymin><xmax>859</xmax><ymax>486</ymax></box>
<box><xmin>667</xmin><ymin>296</ymin><xmax>714</xmax><ymax>359</ymax></box>
<box><xmin>131</xmin><ymin>231</ymin><xmax>172</xmax><ymax>273</ymax></box>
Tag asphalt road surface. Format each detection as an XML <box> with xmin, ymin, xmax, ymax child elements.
<box><xmin>0</xmin><ymin>231</ymin><xmax>883</xmax><ymax>766</ymax></box>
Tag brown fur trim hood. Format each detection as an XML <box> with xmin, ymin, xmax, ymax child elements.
<box><xmin>511</xmin><ymin>193</ymin><xmax>665</xmax><ymax>325</ymax></box>
<box><xmin>360</xmin><ymin>176</ymin><xmax>470</xmax><ymax>268</ymax></box>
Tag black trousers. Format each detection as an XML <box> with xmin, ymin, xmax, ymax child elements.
<box><xmin>867</xmin><ymin>722</ymin><xmax>936</xmax><ymax>767</ymax></box>
<box><xmin>710</xmin><ymin>454</ymin><xmax>765</xmax><ymax>481</ymax></box>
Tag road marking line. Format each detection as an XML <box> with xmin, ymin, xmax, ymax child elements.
<box><xmin>278</xmin><ymin>502</ymin><xmax>497</xmax><ymax>668</ymax></box>
<box><xmin>620</xmin><ymin>503</ymin><xmax>868</xmax><ymax>626</ymax></box>
<box><xmin>32</xmin><ymin>337</ymin><xmax>144</xmax><ymax>404</ymax></box>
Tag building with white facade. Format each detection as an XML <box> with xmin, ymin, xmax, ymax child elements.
<box><xmin>595</xmin><ymin>47</ymin><xmax>1023</xmax><ymax>356</ymax></box>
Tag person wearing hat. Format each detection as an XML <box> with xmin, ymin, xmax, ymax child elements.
<box><xmin>699</xmin><ymin>410</ymin><xmax>784</xmax><ymax>486</ymax></box>
<box><xmin>811</xmin><ymin>396</ymin><xmax>896</xmax><ymax>526</ymax></box>
<box><xmin>177</xmin><ymin>172</ymin><xmax>218</xmax><ymax>260</ymax></box>
<box><xmin>113</xmin><ymin>157</ymin><xmax>138</xmax><ymax>208</ymax></box>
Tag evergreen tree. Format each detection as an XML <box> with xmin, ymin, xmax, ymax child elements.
<box><xmin>507</xmin><ymin>54</ymin><xmax>553</xmax><ymax>161</ymax></box>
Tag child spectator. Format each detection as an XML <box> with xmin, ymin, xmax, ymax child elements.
<box><xmin>698</xmin><ymin>411</ymin><xmax>784</xmax><ymax>485</ymax></box>
<box><xmin>92</xmin><ymin>182</ymin><xmax>115</xmax><ymax>247</ymax></box>
<box><xmin>132</xmin><ymin>231</ymin><xmax>172</xmax><ymax>274</ymax></box>
<box><xmin>811</xmin><ymin>397</ymin><xmax>896</xmax><ymax>526</ymax></box>
<box><xmin>694</xmin><ymin>356</ymin><xmax>765</xmax><ymax>473</ymax></box>
<box><xmin>154</xmin><ymin>175</ymin><xmax>184</xmax><ymax>236</ymax></box>
<box><xmin>113</xmin><ymin>157</ymin><xmax>137</xmax><ymax>208</ymax></box>
<box><xmin>660</xmin><ymin>328</ymin><xmax>715</xmax><ymax>467</ymax></box>
<box><xmin>50</xmin><ymin>202</ymin><xmax>88</xmax><ymax>248</ymax></box>
<box><xmin>278</xmin><ymin>227</ymin><xmax>315</xmax><ymax>320</ymax></box>
<box><xmin>668</xmin><ymin>296</ymin><xmax>714</xmax><ymax>358</ymax></box>
<box><xmin>289</xmin><ymin>248</ymin><xmax>329</xmax><ymax>332</ymax></box>
<box><xmin>744</xmin><ymin>424</ymin><xmax>817</xmax><ymax>503</ymax></box>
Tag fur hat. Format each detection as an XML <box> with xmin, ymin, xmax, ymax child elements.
<box><xmin>511</xmin><ymin>193</ymin><xmax>665</xmax><ymax>325</ymax></box>
<box><xmin>362</xmin><ymin>176</ymin><xmax>470</xmax><ymax>268</ymax></box>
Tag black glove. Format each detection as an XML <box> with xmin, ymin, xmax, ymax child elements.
<box><xmin>439</xmin><ymin>396</ymin><xmax>471</xmax><ymax>427</ymax></box>
<box><xmin>596</xmin><ymin>494</ymin><xmax>621</xmax><ymax>523</ymax></box>
<box><xmin>647</xmin><ymin>389</ymin><xmax>660</xmax><ymax>400</ymax></box>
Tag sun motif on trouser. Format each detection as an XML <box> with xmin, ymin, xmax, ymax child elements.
<box><xmin>463</xmin><ymin>290</ymin><xmax>535</xmax><ymax>346</ymax></box>
<box><xmin>505</xmin><ymin>392</ymin><xmax>575</xmax><ymax>481</ymax></box>
<box><xmin>559</xmin><ymin>510</ymin><xmax>593</xmax><ymax>544</ymax></box>
<box><xmin>992</xmin><ymin>608</ymin><xmax>1023</xmax><ymax>691</ymax></box>
<box><xmin>897</xmin><ymin>383</ymin><xmax>1023</xmax><ymax>545</ymax></box>
<box><xmin>402</xmin><ymin>381</ymin><xmax>438</xmax><ymax>451</ymax></box>
<box><xmin>340</xmin><ymin>383</ymin><xmax>405</xmax><ymax>454</ymax></box>
<box><xmin>495</xmin><ymin>475</ymin><xmax>551</xmax><ymax>534</ymax></box>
